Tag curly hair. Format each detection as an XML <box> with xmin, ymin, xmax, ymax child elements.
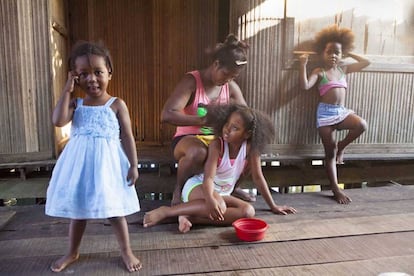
<box><xmin>69</xmin><ymin>40</ymin><xmax>113</xmax><ymax>74</ymax></box>
<box><xmin>205</xmin><ymin>104</ymin><xmax>275</xmax><ymax>153</ymax></box>
<box><xmin>207</xmin><ymin>34</ymin><xmax>250</xmax><ymax>70</ymax></box>
<box><xmin>313</xmin><ymin>25</ymin><xmax>355</xmax><ymax>55</ymax></box>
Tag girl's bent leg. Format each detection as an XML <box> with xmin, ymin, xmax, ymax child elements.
<box><xmin>187</xmin><ymin>197</ymin><xmax>255</xmax><ymax>226</ymax></box>
<box><xmin>50</xmin><ymin>219</ymin><xmax>86</xmax><ymax>272</ymax></box>
<box><xmin>336</xmin><ymin>114</ymin><xmax>367</xmax><ymax>164</ymax></box>
<box><xmin>109</xmin><ymin>217</ymin><xmax>142</xmax><ymax>272</ymax></box>
<box><xmin>143</xmin><ymin>198</ymin><xmax>218</xmax><ymax>228</ymax></box>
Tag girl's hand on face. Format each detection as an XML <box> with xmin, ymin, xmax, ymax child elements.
<box><xmin>271</xmin><ymin>205</ymin><xmax>297</xmax><ymax>215</ymax></box>
<box><xmin>127</xmin><ymin>166</ymin><xmax>139</xmax><ymax>186</ymax></box>
<box><xmin>64</xmin><ymin>71</ymin><xmax>79</xmax><ymax>94</ymax></box>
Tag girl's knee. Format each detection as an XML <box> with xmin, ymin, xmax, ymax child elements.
<box><xmin>243</xmin><ymin>204</ymin><xmax>255</xmax><ymax>218</ymax></box>
<box><xmin>359</xmin><ymin>119</ymin><xmax>368</xmax><ymax>132</ymax></box>
<box><xmin>218</xmin><ymin>200</ymin><xmax>227</xmax><ymax>214</ymax></box>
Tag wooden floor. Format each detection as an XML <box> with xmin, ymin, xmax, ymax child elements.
<box><xmin>1</xmin><ymin>185</ymin><xmax>414</xmax><ymax>275</ymax></box>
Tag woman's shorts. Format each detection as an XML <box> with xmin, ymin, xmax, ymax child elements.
<box><xmin>171</xmin><ymin>134</ymin><xmax>215</xmax><ymax>153</ymax></box>
<box><xmin>316</xmin><ymin>102</ymin><xmax>354</xmax><ymax>128</ymax></box>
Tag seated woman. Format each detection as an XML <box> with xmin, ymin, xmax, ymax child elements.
<box><xmin>161</xmin><ymin>34</ymin><xmax>254</xmax><ymax>206</ymax></box>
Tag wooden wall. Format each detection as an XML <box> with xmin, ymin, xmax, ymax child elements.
<box><xmin>68</xmin><ymin>0</ymin><xmax>220</xmax><ymax>144</ymax></box>
<box><xmin>1</xmin><ymin>0</ymin><xmax>413</xmax><ymax>165</ymax></box>
<box><xmin>229</xmin><ymin>0</ymin><xmax>414</xmax><ymax>155</ymax></box>
<box><xmin>0</xmin><ymin>0</ymin><xmax>54</xmax><ymax>163</ymax></box>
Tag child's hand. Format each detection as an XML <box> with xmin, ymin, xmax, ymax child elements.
<box><xmin>299</xmin><ymin>54</ymin><xmax>309</xmax><ymax>66</ymax></box>
<box><xmin>271</xmin><ymin>205</ymin><xmax>297</xmax><ymax>215</ymax></box>
<box><xmin>206</xmin><ymin>197</ymin><xmax>224</xmax><ymax>221</ymax></box>
<box><xmin>63</xmin><ymin>71</ymin><xmax>79</xmax><ymax>94</ymax></box>
<box><xmin>127</xmin><ymin>166</ymin><xmax>139</xmax><ymax>186</ymax></box>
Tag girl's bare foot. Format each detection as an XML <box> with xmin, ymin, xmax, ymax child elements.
<box><xmin>333</xmin><ymin>189</ymin><xmax>352</xmax><ymax>204</ymax></box>
<box><xmin>50</xmin><ymin>253</ymin><xmax>79</xmax><ymax>272</ymax></box>
<box><xmin>143</xmin><ymin>206</ymin><xmax>168</xmax><ymax>227</ymax></box>
<box><xmin>121</xmin><ymin>250</ymin><xmax>142</xmax><ymax>272</ymax></box>
<box><xmin>336</xmin><ymin>142</ymin><xmax>345</xmax><ymax>164</ymax></box>
<box><xmin>178</xmin><ymin>216</ymin><xmax>192</xmax><ymax>233</ymax></box>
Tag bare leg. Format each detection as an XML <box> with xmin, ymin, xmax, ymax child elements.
<box><xmin>109</xmin><ymin>217</ymin><xmax>142</xmax><ymax>272</ymax></box>
<box><xmin>143</xmin><ymin>199</ymin><xmax>215</xmax><ymax>228</ymax></box>
<box><xmin>336</xmin><ymin>114</ymin><xmax>367</xmax><ymax>164</ymax></box>
<box><xmin>143</xmin><ymin>189</ymin><xmax>255</xmax><ymax>231</ymax></box>
<box><xmin>319</xmin><ymin>126</ymin><xmax>351</xmax><ymax>204</ymax></box>
<box><xmin>231</xmin><ymin>173</ymin><xmax>256</xmax><ymax>202</ymax></box>
<box><xmin>172</xmin><ymin>137</ymin><xmax>207</xmax><ymax>206</ymax></box>
<box><xmin>186</xmin><ymin>196</ymin><xmax>255</xmax><ymax>226</ymax></box>
<box><xmin>50</xmin><ymin>219</ymin><xmax>86</xmax><ymax>272</ymax></box>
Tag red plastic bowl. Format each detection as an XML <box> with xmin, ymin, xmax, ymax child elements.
<box><xmin>232</xmin><ymin>218</ymin><xmax>269</xmax><ymax>242</ymax></box>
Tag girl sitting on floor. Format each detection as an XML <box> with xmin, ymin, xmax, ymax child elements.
<box><xmin>143</xmin><ymin>104</ymin><xmax>296</xmax><ymax>233</ymax></box>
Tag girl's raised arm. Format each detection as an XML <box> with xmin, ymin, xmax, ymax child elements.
<box><xmin>299</xmin><ymin>54</ymin><xmax>319</xmax><ymax>90</ymax></box>
<box><xmin>343</xmin><ymin>52</ymin><xmax>370</xmax><ymax>74</ymax></box>
<box><xmin>52</xmin><ymin>72</ymin><xmax>77</xmax><ymax>127</ymax></box>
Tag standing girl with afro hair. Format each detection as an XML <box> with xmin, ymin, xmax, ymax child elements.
<box><xmin>299</xmin><ymin>25</ymin><xmax>370</xmax><ymax>204</ymax></box>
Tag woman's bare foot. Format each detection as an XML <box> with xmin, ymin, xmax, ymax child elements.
<box><xmin>121</xmin><ymin>250</ymin><xmax>142</xmax><ymax>272</ymax></box>
<box><xmin>143</xmin><ymin>206</ymin><xmax>169</xmax><ymax>227</ymax></box>
<box><xmin>231</xmin><ymin>187</ymin><xmax>256</xmax><ymax>202</ymax></box>
<box><xmin>178</xmin><ymin>216</ymin><xmax>192</xmax><ymax>233</ymax></box>
<box><xmin>50</xmin><ymin>253</ymin><xmax>79</xmax><ymax>272</ymax></box>
<box><xmin>333</xmin><ymin>189</ymin><xmax>352</xmax><ymax>204</ymax></box>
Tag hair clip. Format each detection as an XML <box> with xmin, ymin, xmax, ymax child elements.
<box><xmin>235</xmin><ymin>60</ymin><xmax>247</xmax><ymax>66</ymax></box>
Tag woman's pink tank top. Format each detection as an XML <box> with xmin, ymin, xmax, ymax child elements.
<box><xmin>173</xmin><ymin>71</ymin><xmax>230</xmax><ymax>138</ymax></box>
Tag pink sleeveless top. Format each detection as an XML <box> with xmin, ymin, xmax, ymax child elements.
<box><xmin>173</xmin><ymin>71</ymin><xmax>230</xmax><ymax>138</ymax></box>
<box><xmin>318</xmin><ymin>68</ymin><xmax>347</xmax><ymax>96</ymax></box>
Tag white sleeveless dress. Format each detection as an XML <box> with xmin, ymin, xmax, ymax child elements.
<box><xmin>181</xmin><ymin>140</ymin><xmax>247</xmax><ymax>202</ymax></box>
<box><xmin>45</xmin><ymin>97</ymin><xmax>140</xmax><ymax>219</ymax></box>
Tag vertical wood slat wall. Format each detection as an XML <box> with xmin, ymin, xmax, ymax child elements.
<box><xmin>230</xmin><ymin>0</ymin><xmax>414</xmax><ymax>150</ymax></box>
<box><xmin>0</xmin><ymin>0</ymin><xmax>53</xmax><ymax>162</ymax></box>
<box><xmin>1</xmin><ymin>0</ymin><xmax>413</xmax><ymax>165</ymax></box>
<box><xmin>68</xmin><ymin>0</ymin><xmax>219</xmax><ymax>145</ymax></box>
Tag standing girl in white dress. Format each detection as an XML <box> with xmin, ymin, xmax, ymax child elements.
<box><xmin>143</xmin><ymin>104</ymin><xmax>296</xmax><ymax>233</ymax></box>
<box><xmin>45</xmin><ymin>41</ymin><xmax>142</xmax><ymax>272</ymax></box>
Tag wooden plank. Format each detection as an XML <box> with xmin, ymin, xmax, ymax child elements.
<box><xmin>0</xmin><ymin>160</ymin><xmax>56</xmax><ymax>169</ymax></box>
<box><xmin>193</xmin><ymin>255</ymin><xmax>414</xmax><ymax>276</ymax></box>
<box><xmin>1</xmin><ymin>186</ymin><xmax>414</xmax><ymax>275</ymax></box>
<box><xmin>0</xmin><ymin>178</ymin><xmax>50</xmax><ymax>199</ymax></box>
<box><xmin>1</xmin><ymin>232</ymin><xmax>413</xmax><ymax>275</ymax></box>
<box><xmin>0</xmin><ymin>210</ymin><xmax>15</xmax><ymax>230</ymax></box>
<box><xmin>3</xmin><ymin>212</ymin><xmax>414</xmax><ymax>259</ymax></box>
